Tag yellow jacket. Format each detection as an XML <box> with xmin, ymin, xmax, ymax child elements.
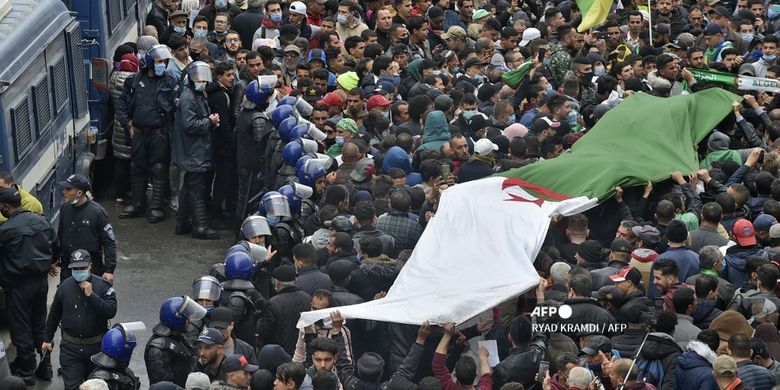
<box><xmin>0</xmin><ymin>185</ymin><xmax>43</xmax><ymax>222</ymax></box>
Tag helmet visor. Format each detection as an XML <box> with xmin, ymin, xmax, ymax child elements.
<box><xmin>117</xmin><ymin>321</ymin><xmax>146</xmax><ymax>343</ymax></box>
<box><xmin>149</xmin><ymin>45</ymin><xmax>173</xmax><ymax>61</ymax></box>
<box><xmin>248</xmin><ymin>242</ymin><xmax>269</xmax><ymax>262</ymax></box>
<box><xmin>262</xmin><ymin>194</ymin><xmax>291</xmax><ymax>218</ymax></box>
<box><xmin>241</xmin><ymin>216</ymin><xmax>272</xmax><ymax>238</ymax></box>
<box><xmin>178</xmin><ymin>296</ymin><xmax>208</xmax><ymax>321</ymax></box>
<box><xmin>292</xmin><ymin>183</ymin><xmax>313</xmax><ymax>199</ymax></box>
<box><xmin>189</xmin><ymin>62</ymin><xmax>213</xmax><ymax>83</ymax></box>
<box><xmin>192</xmin><ymin>277</ymin><xmax>222</xmax><ymax>301</ymax></box>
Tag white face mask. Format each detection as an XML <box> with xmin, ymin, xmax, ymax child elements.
<box><xmin>69</xmin><ymin>191</ymin><xmax>82</xmax><ymax>205</ymax></box>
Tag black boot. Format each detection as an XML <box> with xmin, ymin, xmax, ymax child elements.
<box><xmin>190</xmin><ymin>173</ymin><xmax>219</xmax><ymax>240</ymax></box>
<box><xmin>175</xmin><ymin>181</ymin><xmax>192</xmax><ymax>235</ymax></box>
<box><xmin>11</xmin><ymin>357</ymin><xmax>36</xmax><ymax>385</ymax></box>
<box><xmin>148</xmin><ymin>163</ymin><xmax>168</xmax><ymax>223</ymax></box>
<box><xmin>34</xmin><ymin>351</ymin><xmax>52</xmax><ymax>380</ymax></box>
<box><xmin>118</xmin><ymin>175</ymin><xmax>147</xmax><ymax>219</ymax></box>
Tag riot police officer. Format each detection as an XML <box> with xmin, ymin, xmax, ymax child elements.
<box><xmin>239</xmin><ymin>215</ymin><xmax>276</xmax><ymax>297</ymax></box>
<box><xmin>57</xmin><ymin>174</ymin><xmax>117</xmax><ymax>282</ymax></box>
<box><xmin>274</xmin><ymin>183</ymin><xmax>311</xmax><ymax>263</ymax></box>
<box><xmin>235</xmin><ymin>77</ymin><xmax>277</xmax><ymax>223</ymax></box>
<box><xmin>295</xmin><ymin>155</ymin><xmax>330</xmax><ymax>222</ymax></box>
<box><xmin>221</xmin><ymin>251</ymin><xmax>268</xmax><ymax>346</ymax></box>
<box><xmin>0</xmin><ymin>188</ymin><xmax>57</xmax><ymax>385</ymax></box>
<box><xmin>116</xmin><ymin>44</ymin><xmax>179</xmax><ymax>223</ymax></box>
<box><xmin>145</xmin><ymin>296</ymin><xmax>205</xmax><ymax>387</ymax></box>
<box><xmin>87</xmin><ymin>322</ymin><xmax>144</xmax><ymax>390</ymax></box>
<box><xmin>184</xmin><ymin>276</ymin><xmax>224</xmax><ymax>348</ymax></box>
<box><xmin>172</xmin><ymin>61</ymin><xmax>221</xmax><ymax>240</ymax></box>
<box><xmin>42</xmin><ymin>250</ymin><xmax>117</xmax><ymax>390</ymax></box>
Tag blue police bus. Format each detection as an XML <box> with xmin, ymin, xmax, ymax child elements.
<box><xmin>62</xmin><ymin>0</ymin><xmax>151</xmax><ymax>165</ymax></box>
<box><xmin>0</xmin><ymin>0</ymin><xmax>93</xmax><ymax>219</ymax></box>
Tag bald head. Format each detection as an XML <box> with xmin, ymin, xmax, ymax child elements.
<box><xmin>342</xmin><ymin>142</ymin><xmax>361</xmax><ymax>163</ymax></box>
<box><xmin>143</xmin><ymin>25</ymin><xmax>159</xmax><ymax>39</ymax></box>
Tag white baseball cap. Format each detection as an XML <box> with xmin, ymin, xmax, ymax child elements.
<box><xmin>289</xmin><ymin>1</ymin><xmax>308</xmax><ymax>15</ymax></box>
<box><xmin>520</xmin><ymin>27</ymin><xmax>541</xmax><ymax>46</ymax></box>
<box><xmin>474</xmin><ymin>138</ymin><xmax>498</xmax><ymax>156</ymax></box>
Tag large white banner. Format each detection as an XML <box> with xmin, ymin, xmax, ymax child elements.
<box><xmin>297</xmin><ymin>176</ymin><xmax>596</xmax><ymax>327</ymax></box>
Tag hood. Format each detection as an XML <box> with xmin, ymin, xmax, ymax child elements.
<box><xmin>647</xmin><ymin>70</ymin><xmax>672</xmax><ymax>91</ymax></box>
<box><xmin>639</xmin><ymin>333</ymin><xmax>682</xmax><ymax>360</ymax></box>
<box><xmin>407</xmin><ymin>59</ymin><xmax>423</xmax><ymax>82</ymax></box>
<box><xmin>383</xmin><ymin>146</ymin><xmax>412</xmax><ymax>174</ymax></box>
<box><xmin>708</xmin><ymin>131</ymin><xmax>731</xmax><ymax>152</ymax></box>
<box><xmin>422</xmin><ymin>111</ymin><xmax>450</xmax><ymax>143</ymax></box>
<box><xmin>686</xmin><ymin>340</ymin><xmax>717</xmax><ymax>364</ymax></box>
<box><xmin>258</xmin><ymin>344</ymin><xmax>292</xmax><ymax>373</ymax></box>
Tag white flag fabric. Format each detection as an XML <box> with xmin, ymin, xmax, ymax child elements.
<box><xmin>297</xmin><ymin>176</ymin><xmax>597</xmax><ymax>328</ymax></box>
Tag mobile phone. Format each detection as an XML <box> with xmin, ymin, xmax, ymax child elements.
<box><xmin>595</xmin><ymin>31</ymin><xmax>610</xmax><ymax>39</ymax></box>
<box><xmin>322</xmin><ymin>316</ymin><xmax>333</xmax><ymax>328</ymax></box>
<box><xmin>654</xmin><ymin>297</ymin><xmax>664</xmax><ymax>311</ymax></box>
<box><xmin>441</xmin><ymin>164</ymin><xmax>451</xmax><ymax>178</ymax></box>
<box><xmin>759</xmin><ymin>149</ymin><xmax>765</xmax><ymax>164</ymax></box>
<box><xmin>537</xmin><ymin>360</ymin><xmax>549</xmax><ymax>383</ymax></box>
<box><xmin>537</xmin><ymin>47</ymin><xmax>546</xmax><ymax>61</ymax></box>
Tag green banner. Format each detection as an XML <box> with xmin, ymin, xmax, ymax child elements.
<box><xmin>690</xmin><ymin>68</ymin><xmax>780</xmax><ymax>93</ymax></box>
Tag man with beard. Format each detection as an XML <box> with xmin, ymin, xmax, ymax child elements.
<box><xmin>549</xmin><ymin>24</ymin><xmax>583</xmax><ymax>87</ymax></box>
<box><xmin>209</xmin><ymin>13</ymin><xmax>233</xmax><ymax>58</ymax></box>
<box><xmin>221</xmin><ymin>30</ymin><xmax>242</xmax><ymax>64</ymax></box>
<box><xmin>194</xmin><ymin>328</ymin><xmax>227</xmax><ymax>382</ymax></box>
<box><xmin>652</xmin><ymin>0</ymin><xmax>690</xmax><ymax>36</ymax></box>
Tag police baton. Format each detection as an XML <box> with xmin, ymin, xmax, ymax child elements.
<box><xmin>616</xmin><ymin>331</ymin><xmax>650</xmax><ymax>390</ymax></box>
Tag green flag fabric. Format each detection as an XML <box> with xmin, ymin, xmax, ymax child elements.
<box><xmin>501</xmin><ymin>60</ymin><xmax>534</xmax><ymax>89</ymax></box>
<box><xmin>576</xmin><ymin>0</ymin><xmax>613</xmax><ymax>32</ymax></box>
<box><xmin>499</xmin><ymin>88</ymin><xmax>740</xmax><ymax>202</ymax></box>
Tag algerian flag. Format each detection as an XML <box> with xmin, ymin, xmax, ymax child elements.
<box><xmin>298</xmin><ymin>178</ymin><xmax>595</xmax><ymax>327</ymax></box>
<box><xmin>502</xmin><ymin>60</ymin><xmax>534</xmax><ymax>89</ymax></box>
<box><xmin>690</xmin><ymin>68</ymin><xmax>780</xmax><ymax>93</ymax></box>
<box><xmin>297</xmin><ymin>88</ymin><xmax>737</xmax><ymax>328</ymax></box>
<box><xmin>504</xmin><ymin>88</ymin><xmax>739</xmax><ymax>201</ymax></box>
<box><xmin>577</xmin><ymin>0</ymin><xmax>614</xmax><ymax>32</ymax></box>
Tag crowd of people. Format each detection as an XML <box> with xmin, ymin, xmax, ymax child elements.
<box><xmin>7</xmin><ymin>0</ymin><xmax>780</xmax><ymax>388</ymax></box>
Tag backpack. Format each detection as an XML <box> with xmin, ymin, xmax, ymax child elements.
<box><xmin>636</xmin><ymin>357</ymin><xmax>665</xmax><ymax>387</ymax></box>
<box><xmin>727</xmin><ymin>287</ymin><xmax>760</xmax><ymax>317</ymax></box>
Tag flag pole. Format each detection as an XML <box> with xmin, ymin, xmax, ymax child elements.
<box><xmin>648</xmin><ymin>0</ymin><xmax>653</xmax><ymax>47</ymax></box>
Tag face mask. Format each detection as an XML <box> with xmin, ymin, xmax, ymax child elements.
<box><xmin>462</xmin><ymin>110</ymin><xmax>478</xmax><ymax>119</ymax></box>
<box><xmin>271</xmin><ymin>12</ymin><xmax>283</xmax><ymax>22</ymax></box>
<box><xmin>73</xmin><ymin>270</ymin><xmax>91</xmax><ymax>282</ymax></box>
<box><xmin>432</xmin><ymin>70</ymin><xmax>442</xmax><ymax>75</ymax></box>
<box><xmin>337</xmin><ymin>14</ymin><xmax>349</xmax><ymax>25</ymax></box>
<box><xmin>173</xmin><ymin>25</ymin><xmax>186</xmax><ymax>34</ymax></box>
<box><xmin>751</xmin><ymin>49</ymin><xmax>763</xmax><ymax>60</ymax></box>
<box><xmin>69</xmin><ymin>194</ymin><xmax>80</xmax><ymax>205</ymax></box>
<box><xmin>382</xmin><ymin>110</ymin><xmax>391</xmax><ymax>119</ymax></box>
<box><xmin>194</xmin><ymin>29</ymin><xmax>207</xmax><ymax>38</ymax></box>
<box><xmin>335</xmin><ymin>136</ymin><xmax>345</xmax><ymax>145</ymax></box>
<box><xmin>545</xmin><ymin>83</ymin><xmax>554</xmax><ymax>93</ymax></box>
<box><xmin>580</xmin><ymin>72</ymin><xmax>594</xmax><ymax>82</ymax></box>
<box><xmin>154</xmin><ymin>63</ymin><xmax>166</xmax><ymax>76</ymax></box>
<box><xmin>474</xmin><ymin>75</ymin><xmax>486</xmax><ymax>84</ymax></box>
<box><xmin>506</xmin><ymin>114</ymin><xmax>516</xmax><ymax>125</ymax></box>
<box><xmin>191</xmin><ymin>52</ymin><xmax>201</xmax><ymax>61</ymax></box>
<box><xmin>770</xmin><ymin>5</ymin><xmax>780</xmax><ymax>19</ymax></box>
<box><xmin>543</xmin><ymin>58</ymin><xmax>552</xmax><ymax>66</ymax></box>
<box><xmin>764</xmin><ymin>54</ymin><xmax>777</xmax><ymax>62</ymax></box>
<box><xmin>452</xmin><ymin>66</ymin><xmax>462</xmax><ymax>74</ymax></box>
<box><xmin>203</xmin><ymin>304</ymin><xmax>215</xmax><ymax>311</ymax></box>
<box><xmin>215</xmin><ymin>0</ymin><xmax>228</xmax><ymax>9</ymax></box>
<box><xmin>594</xmin><ymin>65</ymin><xmax>606</xmax><ymax>76</ymax></box>
<box><xmin>567</xmin><ymin>109</ymin><xmax>578</xmax><ymax>127</ymax></box>
<box><xmin>266</xmin><ymin>214</ymin><xmax>280</xmax><ymax>226</ymax></box>
<box><xmin>741</xmin><ymin>33</ymin><xmax>754</xmax><ymax>43</ymax></box>
<box><xmin>195</xmin><ymin>81</ymin><xmax>208</xmax><ymax>92</ymax></box>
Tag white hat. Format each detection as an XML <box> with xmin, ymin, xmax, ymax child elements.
<box><xmin>289</xmin><ymin>1</ymin><xmax>308</xmax><ymax>15</ymax></box>
<box><xmin>186</xmin><ymin>372</ymin><xmax>211</xmax><ymax>390</ymax></box>
<box><xmin>474</xmin><ymin>138</ymin><xmax>498</xmax><ymax>156</ymax></box>
<box><xmin>520</xmin><ymin>27</ymin><xmax>541</xmax><ymax>47</ymax></box>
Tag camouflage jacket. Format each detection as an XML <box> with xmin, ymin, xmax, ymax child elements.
<box><xmin>549</xmin><ymin>43</ymin><xmax>573</xmax><ymax>88</ymax></box>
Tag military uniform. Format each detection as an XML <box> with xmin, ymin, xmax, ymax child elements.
<box><xmin>43</xmin><ymin>275</ymin><xmax>117</xmax><ymax>390</ymax></box>
<box><xmin>549</xmin><ymin>42</ymin><xmax>573</xmax><ymax>88</ymax></box>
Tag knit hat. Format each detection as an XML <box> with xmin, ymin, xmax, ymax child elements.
<box><xmin>350</xmin><ymin>158</ymin><xmax>376</xmax><ymax>183</ymax></box>
<box><xmin>753</xmin><ymin>214</ymin><xmax>777</xmax><ymax>232</ymax></box>
<box><xmin>630</xmin><ymin>248</ymin><xmax>659</xmax><ymax>263</ymax></box>
<box><xmin>337</xmin><ymin>71</ymin><xmax>360</xmax><ymax>91</ymax></box>
<box><xmin>336</xmin><ymin>118</ymin><xmax>359</xmax><ymax>134</ymax></box>
<box><xmin>577</xmin><ymin>240</ymin><xmax>605</xmax><ymax>263</ymax></box>
<box><xmin>665</xmin><ymin>219</ymin><xmax>688</xmax><ymax>243</ymax></box>
<box><xmin>707</xmin><ymin>131</ymin><xmax>730</xmax><ymax>152</ymax></box>
<box><xmin>472</xmin><ymin>9</ymin><xmax>490</xmax><ymax>20</ymax></box>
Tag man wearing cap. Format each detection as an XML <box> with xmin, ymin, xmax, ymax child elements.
<box><xmin>590</xmin><ymin>239</ymin><xmax>634</xmax><ymax>291</ymax></box>
<box><xmin>611</xmin><ymin>267</ymin><xmax>652</xmax><ymax>319</ymax></box>
<box><xmin>41</xmin><ymin>249</ymin><xmax>117</xmax><ymax>388</ymax></box>
<box><xmin>257</xmin><ymin>265</ymin><xmax>312</xmax><ymax>355</ymax></box>
<box><xmin>725</xmin><ymin>218</ymin><xmax>764</xmax><ymax>287</ymax></box>
<box><xmin>208</xmin><ymin>307</ymin><xmax>258</xmax><ymax>365</ymax></box>
<box><xmin>649</xmin><ymin>220</ymin><xmax>699</xmax><ymax>299</ymax></box>
<box><xmin>713</xmin><ymin>355</ymin><xmax>747</xmax><ymax>389</ymax></box>
<box><xmin>326</xmin><ymin>118</ymin><xmax>359</xmax><ymax>158</ymax></box>
<box><xmin>56</xmin><ymin>174</ymin><xmax>117</xmax><ymax>282</ymax></box>
<box><xmin>194</xmin><ymin>327</ymin><xmax>227</xmax><ymax>382</ymax></box>
<box><xmin>215</xmin><ymin>354</ymin><xmax>258</xmax><ymax>389</ymax></box>
<box><xmin>289</xmin><ymin>1</ymin><xmax>314</xmax><ymax>40</ymax></box>
<box><xmin>0</xmin><ymin>171</ymin><xmax>42</xmax><ymax>223</ymax></box>
<box><xmin>702</xmin><ymin>22</ymin><xmax>734</xmax><ymax>64</ymax></box>
<box><xmin>458</xmin><ymin>138</ymin><xmax>497</xmax><ymax>183</ymax></box>
<box><xmin>442</xmin><ymin>26</ymin><xmax>471</xmax><ymax>52</ymax></box>
<box><xmin>160</xmin><ymin>10</ymin><xmax>190</xmax><ymax>46</ymax></box>
<box><xmin>0</xmin><ymin>187</ymin><xmax>57</xmax><ymax>383</ymax></box>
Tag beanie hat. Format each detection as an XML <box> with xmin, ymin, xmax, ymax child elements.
<box><xmin>337</xmin><ymin>71</ymin><xmax>360</xmax><ymax>91</ymax></box>
<box><xmin>336</xmin><ymin>118</ymin><xmax>359</xmax><ymax>134</ymax></box>
<box><xmin>707</xmin><ymin>131</ymin><xmax>731</xmax><ymax>152</ymax></box>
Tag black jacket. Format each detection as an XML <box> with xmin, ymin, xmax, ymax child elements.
<box><xmin>173</xmin><ymin>84</ymin><xmax>214</xmax><ymax>172</ymax></box>
<box><xmin>590</xmin><ymin>260</ymin><xmax>627</xmax><ymax>291</ymax></box>
<box><xmin>44</xmin><ymin>275</ymin><xmax>117</xmax><ymax>342</ymax></box>
<box><xmin>492</xmin><ymin>334</ymin><xmax>547</xmax><ymax>390</ymax></box>
<box><xmin>233</xmin><ymin>7</ymin><xmax>265</xmax><ymax>50</ymax></box>
<box><xmin>256</xmin><ymin>286</ymin><xmax>311</xmax><ymax>355</ymax></box>
<box><xmin>145</xmin><ymin>4</ymin><xmax>169</xmax><ymax>42</ymax></box>
<box><xmin>335</xmin><ymin>332</ymin><xmax>424</xmax><ymax>390</ymax></box>
<box><xmin>0</xmin><ymin>208</ymin><xmax>57</xmax><ymax>287</ymax></box>
<box><xmin>636</xmin><ymin>333</ymin><xmax>683</xmax><ymax>389</ymax></box>
<box><xmin>198</xmin><ymin>4</ymin><xmax>241</xmax><ymax>30</ymax></box>
<box><xmin>557</xmin><ymin>297</ymin><xmax>616</xmax><ymax>340</ymax></box>
<box><xmin>207</xmin><ymin>81</ymin><xmax>236</xmax><ymax>158</ymax></box>
<box><xmin>616</xmin><ymin>290</ymin><xmax>652</xmax><ymax>323</ymax></box>
<box><xmin>349</xmin><ymin>263</ymin><xmax>399</xmax><ymax>302</ymax></box>
<box><xmin>330</xmin><ymin>285</ymin><xmax>363</xmax><ymax>307</ymax></box>
<box><xmin>611</xmin><ymin>328</ymin><xmax>648</xmax><ymax>359</ymax></box>
<box><xmin>458</xmin><ymin>159</ymin><xmax>494</xmax><ymax>183</ymax></box>
<box><xmin>57</xmin><ymin>200</ymin><xmax>116</xmax><ymax>273</ymax></box>
<box><xmin>144</xmin><ymin>324</ymin><xmax>195</xmax><ymax>387</ymax></box>
<box><xmin>115</xmin><ymin>71</ymin><xmax>178</xmax><ymax>130</ymax></box>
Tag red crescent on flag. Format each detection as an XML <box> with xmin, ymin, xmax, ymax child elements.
<box><xmin>501</xmin><ymin>178</ymin><xmax>570</xmax><ymax>201</ymax></box>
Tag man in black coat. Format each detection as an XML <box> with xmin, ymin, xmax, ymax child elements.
<box><xmin>492</xmin><ymin>313</ymin><xmax>548</xmax><ymax>390</ymax></box>
<box><xmin>458</xmin><ymin>139</ymin><xmax>497</xmax><ymax>183</ymax></box>
<box><xmin>556</xmin><ymin>268</ymin><xmax>616</xmax><ymax>341</ymax></box>
<box><xmin>207</xmin><ymin>62</ymin><xmax>238</xmax><ymax>226</ymax></box>
<box><xmin>256</xmin><ymin>265</ymin><xmax>312</xmax><ymax>355</ymax></box>
<box><xmin>146</xmin><ymin>0</ymin><xmax>177</xmax><ymax>38</ymax></box>
<box><xmin>233</xmin><ymin>0</ymin><xmax>265</xmax><ymax>50</ymax></box>
<box><xmin>198</xmin><ymin>0</ymin><xmax>242</xmax><ymax>31</ymax></box>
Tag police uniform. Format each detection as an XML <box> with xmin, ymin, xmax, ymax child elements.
<box><xmin>43</xmin><ymin>251</ymin><xmax>117</xmax><ymax>390</ymax></box>
<box><xmin>57</xmin><ymin>175</ymin><xmax>117</xmax><ymax>280</ymax></box>
<box><xmin>144</xmin><ymin>323</ymin><xmax>196</xmax><ymax>387</ymax></box>
<box><xmin>87</xmin><ymin>323</ymin><xmax>142</xmax><ymax>390</ymax></box>
<box><xmin>0</xmin><ymin>188</ymin><xmax>58</xmax><ymax>382</ymax></box>
<box><xmin>115</xmin><ymin>48</ymin><xmax>179</xmax><ymax>223</ymax></box>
